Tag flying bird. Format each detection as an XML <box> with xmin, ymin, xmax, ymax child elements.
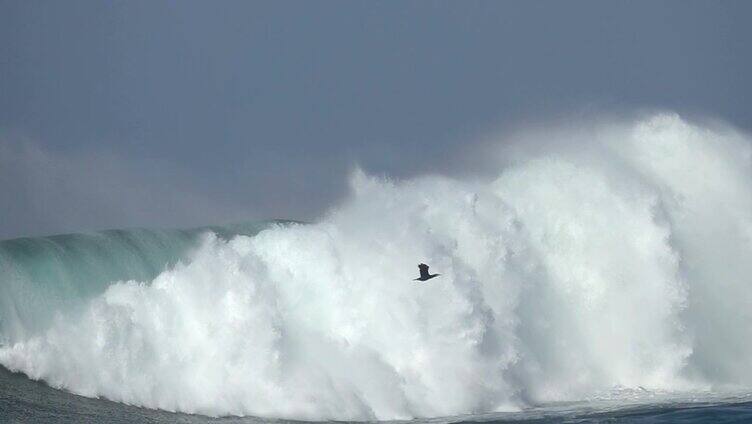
<box><xmin>414</xmin><ymin>263</ymin><xmax>440</xmax><ymax>281</ymax></box>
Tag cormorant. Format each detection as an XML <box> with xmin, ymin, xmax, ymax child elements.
<box><xmin>414</xmin><ymin>263</ymin><xmax>440</xmax><ymax>281</ymax></box>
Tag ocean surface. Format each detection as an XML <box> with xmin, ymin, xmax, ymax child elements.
<box><xmin>3</xmin><ymin>364</ymin><xmax>752</xmax><ymax>423</ymax></box>
<box><xmin>1</xmin><ymin>114</ymin><xmax>751</xmax><ymax>422</ymax></box>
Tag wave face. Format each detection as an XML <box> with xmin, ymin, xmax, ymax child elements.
<box><xmin>1</xmin><ymin>114</ymin><xmax>751</xmax><ymax>420</ymax></box>
<box><xmin>0</xmin><ymin>223</ymin><xmax>279</xmax><ymax>342</ymax></box>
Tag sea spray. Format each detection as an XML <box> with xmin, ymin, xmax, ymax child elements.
<box><xmin>1</xmin><ymin>113</ymin><xmax>751</xmax><ymax>419</ymax></box>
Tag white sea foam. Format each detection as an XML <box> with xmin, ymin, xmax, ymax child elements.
<box><xmin>1</xmin><ymin>113</ymin><xmax>751</xmax><ymax>419</ymax></box>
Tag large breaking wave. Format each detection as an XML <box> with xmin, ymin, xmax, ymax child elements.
<box><xmin>1</xmin><ymin>114</ymin><xmax>751</xmax><ymax>420</ymax></box>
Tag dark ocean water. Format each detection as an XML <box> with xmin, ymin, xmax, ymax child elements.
<box><xmin>2</xmin><ymin>367</ymin><xmax>751</xmax><ymax>424</ymax></box>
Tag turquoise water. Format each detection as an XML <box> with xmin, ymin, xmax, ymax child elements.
<box><xmin>0</xmin><ymin>221</ymin><xmax>288</xmax><ymax>343</ymax></box>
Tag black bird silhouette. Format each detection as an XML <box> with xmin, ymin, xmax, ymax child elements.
<box><xmin>414</xmin><ymin>263</ymin><xmax>440</xmax><ymax>281</ymax></box>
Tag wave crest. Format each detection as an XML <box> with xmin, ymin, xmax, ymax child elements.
<box><xmin>1</xmin><ymin>114</ymin><xmax>751</xmax><ymax>419</ymax></box>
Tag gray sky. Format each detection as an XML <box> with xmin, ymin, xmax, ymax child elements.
<box><xmin>1</xmin><ymin>1</ymin><xmax>751</xmax><ymax>239</ymax></box>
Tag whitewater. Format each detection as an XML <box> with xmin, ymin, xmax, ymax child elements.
<box><xmin>1</xmin><ymin>113</ymin><xmax>751</xmax><ymax>421</ymax></box>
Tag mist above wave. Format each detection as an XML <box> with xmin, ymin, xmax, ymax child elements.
<box><xmin>1</xmin><ymin>113</ymin><xmax>751</xmax><ymax>420</ymax></box>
